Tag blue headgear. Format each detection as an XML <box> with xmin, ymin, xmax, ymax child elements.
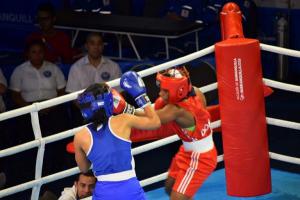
<box><xmin>77</xmin><ymin>89</ymin><xmax>113</xmax><ymax>121</ymax></box>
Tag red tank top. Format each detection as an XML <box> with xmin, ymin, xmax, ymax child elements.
<box><xmin>172</xmin><ymin>96</ymin><xmax>212</xmax><ymax>142</ymax></box>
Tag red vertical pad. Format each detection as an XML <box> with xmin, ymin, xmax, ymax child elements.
<box><xmin>215</xmin><ymin>38</ymin><xmax>271</xmax><ymax>197</ymax></box>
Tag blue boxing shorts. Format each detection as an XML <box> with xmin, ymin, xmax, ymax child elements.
<box><xmin>92</xmin><ymin>177</ymin><xmax>146</xmax><ymax>200</ymax></box>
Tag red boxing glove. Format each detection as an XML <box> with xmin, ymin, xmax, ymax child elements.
<box><xmin>154</xmin><ymin>97</ymin><xmax>167</xmax><ymax>110</ymax></box>
<box><xmin>111</xmin><ymin>89</ymin><xmax>135</xmax><ymax>115</ymax></box>
<box><xmin>263</xmin><ymin>84</ymin><xmax>273</xmax><ymax>97</ymax></box>
<box><xmin>66</xmin><ymin>142</ymin><xmax>75</xmax><ymax>154</ymax></box>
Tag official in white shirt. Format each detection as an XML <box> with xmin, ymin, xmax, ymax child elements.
<box><xmin>66</xmin><ymin>32</ymin><xmax>122</xmax><ymax>127</ymax></box>
<box><xmin>10</xmin><ymin>42</ymin><xmax>66</xmax><ymax>106</ymax></box>
<box><xmin>66</xmin><ymin>32</ymin><xmax>122</xmax><ymax>93</ymax></box>
<box><xmin>9</xmin><ymin>40</ymin><xmax>68</xmax><ymax>178</ymax></box>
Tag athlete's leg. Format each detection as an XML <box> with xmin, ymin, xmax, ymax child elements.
<box><xmin>165</xmin><ymin>176</ymin><xmax>175</xmax><ymax>195</ymax></box>
<box><xmin>170</xmin><ymin>191</ymin><xmax>193</xmax><ymax>200</ymax></box>
<box><xmin>165</xmin><ymin>149</ymin><xmax>181</xmax><ymax>196</ymax></box>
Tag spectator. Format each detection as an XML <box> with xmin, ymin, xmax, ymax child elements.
<box><xmin>9</xmin><ymin>40</ymin><xmax>69</xmax><ymax>180</ymax></box>
<box><xmin>58</xmin><ymin>170</ymin><xmax>96</xmax><ymax>200</ymax></box>
<box><xmin>26</xmin><ymin>2</ymin><xmax>81</xmax><ymax>64</ymax></box>
<box><xmin>0</xmin><ymin>68</ymin><xmax>7</xmax><ymax>113</ymax></box>
<box><xmin>10</xmin><ymin>40</ymin><xmax>66</xmax><ymax>109</ymax></box>
<box><xmin>66</xmin><ymin>32</ymin><xmax>122</xmax><ymax>93</ymax></box>
<box><xmin>66</xmin><ymin>32</ymin><xmax>122</xmax><ymax>126</ymax></box>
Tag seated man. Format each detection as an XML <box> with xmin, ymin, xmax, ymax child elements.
<box><xmin>26</xmin><ymin>2</ymin><xmax>81</xmax><ymax>64</ymax></box>
<box><xmin>10</xmin><ymin>40</ymin><xmax>66</xmax><ymax>109</ymax></box>
<box><xmin>66</xmin><ymin>32</ymin><xmax>122</xmax><ymax>126</ymax></box>
<box><xmin>66</xmin><ymin>32</ymin><xmax>122</xmax><ymax>94</ymax></box>
<box><xmin>58</xmin><ymin>170</ymin><xmax>96</xmax><ymax>200</ymax></box>
<box><xmin>9</xmin><ymin>40</ymin><xmax>69</xmax><ymax>178</ymax></box>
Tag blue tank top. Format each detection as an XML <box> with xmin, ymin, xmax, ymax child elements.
<box><xmin>86</xmin><ymin>117</ymin><xmax>134</xmax><ymax>176</ymax></box>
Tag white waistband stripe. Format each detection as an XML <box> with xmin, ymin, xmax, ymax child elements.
<box><xmin>182</xmin><ymin>134</ymin><xmax>214</xmax><ymax>153</ymax></box>
<box><xmin>96</xmin><ymin>170</ymin><xmax>136</xmax><ymax>182</ymax></box>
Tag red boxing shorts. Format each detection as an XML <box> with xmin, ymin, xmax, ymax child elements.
<box><xmin>168</xmin><ymin>145</ymin><xmax>217</xmax><ymax>197</ymax></box>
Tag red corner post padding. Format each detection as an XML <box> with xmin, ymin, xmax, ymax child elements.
<box><xmin>215</xmin><ymin>38</ymin><xmax>271</xmax><ymax>196</ymax></box>
<box><xmin>217</xmin><ymin>2</ymin><xmax>271</xmax><ymax>196</ymax></box>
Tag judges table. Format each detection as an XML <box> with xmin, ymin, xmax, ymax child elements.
<box><xmin>55</xmin><ymin>11</ymin><xmax>203</xmax><ymax>60</ymax></box>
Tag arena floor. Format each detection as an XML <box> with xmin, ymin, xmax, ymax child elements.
<box><xmin>146</xmin><ymin>169</ymin><xmax>300</xmax><ymax>200</ymax></box>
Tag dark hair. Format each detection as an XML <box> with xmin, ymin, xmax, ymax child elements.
<box><xmin>37</xmin><ymin>2</ymin><xmax>56</xmax><ymax>16</ymax></box>
<box><xmin>76</xmin><ymin>170</ymin><xmax>95</xmax><ymax>182</ymax></box>
<box><xmin>78</xmin><ymin>83</ymin><xmax>110</xmax><ymax>129</ymax></box>
<box><xmin>86</xmin><ymin>32</ymin><xmax>103</xmax><ymax>43</ymax></box>
<box><xmin>25</xmin><ymin>39</ymin><xmax>46</xmax><ymax>52</ymax></box>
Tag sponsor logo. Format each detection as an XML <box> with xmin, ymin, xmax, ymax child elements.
<box><xmin>180</xmin><ymin>120</ymin><xmax>212</xmax><ymax>140</ymax></box>
<box><xmin>0</xmin><ymin>13</ymin><xmax>32</xmax><ymax>24</ymax></box>
<box><xmin>233</xmin><ymin>57</ymin><xmax>245</xmax><ymax>101</ymax></box>
<box><xmin>200</xmin><ymin>120</ymin><xmax>211</xmax><ymax>137</ymax></box>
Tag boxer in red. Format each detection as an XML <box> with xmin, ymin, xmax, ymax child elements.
<box><xmin>130</xmin><ymin>66</ymin><xmax>218</xmax><ymax>200</ymax></box>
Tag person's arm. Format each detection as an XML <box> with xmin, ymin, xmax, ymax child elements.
<box><xmin>9</xmin><ymin>67</ymin><xmax>29</xmax><ymax>107</ymax></box>
<box><xmin>66</xmin><ymin>65</ymin><xmax>81</xmax><ymax>93</ymax></box>
<box><xmin>111</xmin><ymin>104</ymin><xmax>160</xmax><ymax>140</ymax></box>
<box><xmin>11</xmin><ymin>90</ymin><xmax>29</xmax><ymax>107</ymax></box>
<box><xmin>126</xmin><ymin>104</ymin><xmax>160</xmax><ymax>130</ymax></box>
<box><xmin>111</xmin><ymin>61</ymin><xmax>122</xmax><ymax>79</ymax></box>
<box><xmin>132</xmin><ymin>101</ymin><xmax>180</xmax><ymax>126</ymax></box>
<box><xmin>155</xmin><ymin>104</ymin><xmax>182</xmax><ymax>124</ymax></box>
<box><xmin>74</xmin><ymin>128</ymin><xmax>92</xmax><ymax>173</ymax></box>
<box><xmin>57</xmin><ymin>88</ymin><xmax>66</xmax><ymax>96</ymax></box>
<box><xmin>130</xmin><ymin>121</ymin><xmax>177</xmax><ymax>142</ymax></box>
<box><xmin>0</xmin><ymin>83</ymin><xmax>6</xmax><ymax>95</ymax></box>
<box><xmin>54</xmin><ymin>64</ymin><xmax>67</xmax><ymax>96</ymax></box>
<box><xmin>193</xmin><ymin>86</ymin><xmax>207</xmax><ymax>107</ymax></box>
<box><xmin>118</xmin><ymin>71</ymin><xmax>161</xmax><ymax>135</ymax></box>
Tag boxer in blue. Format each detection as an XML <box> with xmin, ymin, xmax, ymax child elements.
<box><xmin>74</xmin><ymin>71</ymin><xmax>160</xmax><ymax>200</ymax></box>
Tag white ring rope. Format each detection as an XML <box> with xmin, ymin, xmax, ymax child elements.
<box><xmin>263</xmin><ymin>78</ymin><xmax>300</xmax><ymax>93</ymax></box>
<box><xmin>0</xmin><ymin>126</ymin><xmax>84</xmax><ymax>158</ymax></box>
<box><xmin>0</xmin><ymin>43</ymin><xmax>300</xmax><ymax>199</ymax></box>
<box><xmin>267</xmin><ymin>117</ymin><xmax>300</xmax><ymax>130</ymax></box>
<box><xmin>260</xmin><ymin>43</ymin><xmax>300</xmax><ymax>58</ymax></box>
<box><xmin>269</xmin><ymin>152</ymin><xmax>300</xmax><ymax>165</ymax></box>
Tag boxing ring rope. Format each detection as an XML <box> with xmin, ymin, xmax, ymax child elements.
<box><xmin>0</xmin><ymin>43</ymin><xmax>299</xmax><ymax>199</ymax></box>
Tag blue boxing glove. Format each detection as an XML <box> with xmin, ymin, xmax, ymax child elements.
<box><xmin>120</xmin><ymin>71</ymin><xmax>151</xmax><ymax>108</ymax></box>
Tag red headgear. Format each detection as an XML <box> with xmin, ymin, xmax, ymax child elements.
<box><xmin>156</xmin><ymin>66</ymin><xmax>192</xmax><ymax>103</ymax></box>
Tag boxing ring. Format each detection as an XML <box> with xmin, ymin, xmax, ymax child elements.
<box><xmin>0</xmin><ymin>43</ymin><xmax>299</xmax><ymax>199</ymax></box>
